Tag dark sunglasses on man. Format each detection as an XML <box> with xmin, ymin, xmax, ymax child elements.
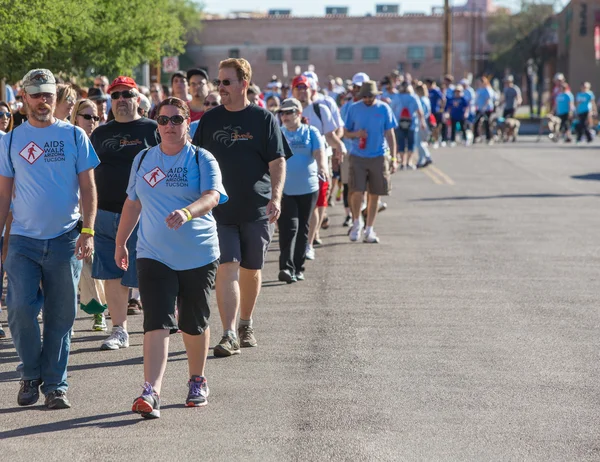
<box><xmin>212</xmin><ymin>79</ymin><xmax>236</xmax><ymax>87</ymax></box>
<box><xmin>78</xmin><ymin>114</ymin><xmax>100</xmax><ymax>122</ymax></box>
<box><xmin>156</xmin><ymin>115</ymin><xmax>185</xmax><ymax>126</ymax></box>
<box><xmin>203</xmin><ymin>101</ymin><xmax>219</xmax><ymax>107</ymax></box>
<box><xmin>110</xmin><ymin>90</ymin><xmax>137</xmax><ymax>100</ymax></box>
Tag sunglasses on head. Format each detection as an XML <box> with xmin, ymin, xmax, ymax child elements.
<box><xmin>29</xmin><ymin>92</ymin><xmax>55</xmax><ymax>100</ymax></box>
<box><xmin>213</xmin><ymin>79</ymin><xmax>236</xmax><ymax>87</ymax></box>
<box><xmin>203</xmin><ymin>101</ymin><xmax>219</xmax><ymax>106</ymax></box>
<box><xmin>0</xmin><ymin>112</ymin><xmax>11</xmax><ymax>119</ymax></box>
<box><xmin>110</xmin><ymin>90</ymin><xmax>136</xmax><ymax>100</ymax></box>
<box><xmin>157</xmin><ymin>115</ymin><xmax>185</xmax><ymax>126</ymax></box>
<box><xmin>78</xmin><ymin>114</ymin><xmax>100</xmax><ymax>122</ymax></box>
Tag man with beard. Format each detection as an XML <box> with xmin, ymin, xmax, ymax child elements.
<box><xmin>192</xmin><ymin>58</ymin><xmax>290</xmax><ymax>356</ymax></box>
<box><xmin>0</xmin><ymin>69</ymin><xmax>100</xmax><ymax>409</ymax></box>
<box><xmin>187</xmin><ymin>69</ymin><xmax>210</xmax><ymax>122</ymax></box>
<box><xmin>90</xmin><ymin>76</ymin><xmax>160</xmax><ymax>351</ymax></box>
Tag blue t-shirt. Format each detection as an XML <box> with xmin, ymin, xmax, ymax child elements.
<box><xmin>429</xmin><ymin>88</ymin><xmax>444</xmax><ymax>113</ymax></box>
<box><xmin>344</xmin><ymin>100</ymin><xmax>397</xmax><ymax>158</ymax></box>
<box><xmin>576</xmin><ymin>91</ymin><xmax>595</xmax><ymax>115</ymax></box>
<box><xmin>189</xmin><ymin>120</ymin><xmax>200</xmax><ymax>139</ymax></box>
<box><xmin>556</xmin><ymin>92</ymin><xmax>574</xmax><ymax>116</ymax></box>
<box><xmin>449</xmin><ymin>97</ymin><xmax>469</xmax><ymax>120</ymax></box>
<box><xmin>476</xmin><ymin>87</ymin><xmax>494</xmax><ymax>111</ymax></box>
<box><xmin>281</xmin><ymin>124</ymin><xmax>323</xmax><ymax>196</ymax></box>
<box><xmin>391</xmin><ymin>93</ymin><xmax>423</xmax><ymax>130</ymax></box>
<box><xmin>126</xmin><ymin>143</ymin><xmax>228</xmax><ymax>271</ymax></box>
<box><xmin>0</xmin><ymin>120</ymin><xmax>100</xmax><ymax>239</ymax></box>
<box><xmin>420</xmin><ymin>96</ymin><xmax>431</xmax><ymax>118</ymax></box>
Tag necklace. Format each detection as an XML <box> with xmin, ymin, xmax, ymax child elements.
<box><xmin>159</xmin><ymin>143</ymin><xmax>187</xmax><ymax>174</ymax></box>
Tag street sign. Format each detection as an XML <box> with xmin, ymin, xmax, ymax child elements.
<box><xmin>162</xmin><ymin>56</ymin><xmax>179</xmax><ymax>74</ymax></box>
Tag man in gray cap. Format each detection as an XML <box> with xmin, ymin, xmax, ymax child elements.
<box><xmin>501</xmin><ymin>75</ymin><xmax>522</xmax><ymax>119</ymax></box>
<box><xmin>0</xmin><ymin>69</ymin><xmax>100</xmax><ymax>409</ymax></box>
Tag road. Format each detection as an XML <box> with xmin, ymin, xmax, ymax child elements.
<box><xmin>1</xmin><ymin>138</ymin><xmax>599</xmax><ymax>461</ymax></box>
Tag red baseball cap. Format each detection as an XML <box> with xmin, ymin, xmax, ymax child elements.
<box><xmin>107</xmin><ymin>76</ymin><xmax>138</xmax><ymax>93</ymax></box>
<box><xmin>292</xmin><ymin>75</ymin><xmax>310</xmax><ymax>89</ymax></box>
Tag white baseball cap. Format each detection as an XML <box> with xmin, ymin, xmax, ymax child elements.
<box><xmin>352</xmin><ymin>72</ymin><xmax>370</xmax><ymax>87</ymax></box>
<box><xmin>302</xmin><ymin>71</ymin><xmax>319</xmax><ymax>90</ymax></box>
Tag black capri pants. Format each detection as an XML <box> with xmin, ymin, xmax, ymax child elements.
<box><xmin>137</xmin><ymin>258</ymin><xmax>218</xmax><ymax>335</ymax></box>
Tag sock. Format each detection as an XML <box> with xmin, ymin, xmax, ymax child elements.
<box><xmin>239</xmin><ymin>318</ymin><xmax>253</xmax><ymax>328</ymax></box>
<box><xmin>224</xmin><ymin>329</ymin><xmax>237</xmax><ymax>339</ymax></box>
<box><xmin>353</xmin><ymin>218</ymin><xmax>361</xmax><ymax>227</ymax></box>
<box><xmin>365</xmin><ymin>226</ymin><xmax>373</xmax><ymax>235</ymax></box>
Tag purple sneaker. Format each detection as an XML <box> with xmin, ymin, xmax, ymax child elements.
<box><xmin>132</xmin><ymin>382</ymin><xmax>160</xmax><ymax>419</ymax></box>
<box><xmin>186</xmin><ymin>376</ymin><xmax>209</xmax><ymax>407</ymax></box>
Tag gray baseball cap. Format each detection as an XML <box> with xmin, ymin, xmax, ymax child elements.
<box><xmin>23</xmin><ymin>69</ymin><xmax>56</xmax><ymax>94</ymax></box>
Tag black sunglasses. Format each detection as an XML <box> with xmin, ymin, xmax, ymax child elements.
<box><xmin>203</xmin><ymin>101</ymin><xmax>219</xmax><ymax>107</ymax></box>
<box><xmin>110</xmin><ymin>90</ymin><xmax>136</xmax><ymax>100</ymax></box>
<box><xmin>157</xmin><ymin>115</ymin><xmax>185</xmax><ymax>126</ymax></box>
<box><xmin>78</xmin><ymin>114</ymin><xmax>100</xmax><ymax>121</ymax></box>
<box><xmin>213</xmin><ymin>79</ymin><xmax>236</xmax><ymax>87</ymax></box>
<box><xmin>0</xmin><ymin>112</ymin><xmax>11</xmax><ymax>118</ymax></box>
<box><xmin>294</xmin><ymin>85</ymin><xmax>309</xmax><ymax>90</ymax></box>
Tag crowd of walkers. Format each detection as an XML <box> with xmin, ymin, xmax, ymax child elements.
<box><xmin>0</xmin><ymin>60</ymin><xmax>593</xmax><ymax>418</ymax></box>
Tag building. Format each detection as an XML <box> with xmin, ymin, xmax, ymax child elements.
<box><xmin>556</xmin><ymin>0</ymin><xmax>600</xmax><ymax>87</ymax></box>
<box><xmin>186</xmin><ymin>11</ymin><xmax>491</xmax><ymax>86</ymax></box>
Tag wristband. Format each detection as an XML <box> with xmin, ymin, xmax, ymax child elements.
<box><xmin>181</xmin><ymin>208</ymin><xmax>193</xmax><ymax>222</ymax></box>
<box><xmin>391</xmin><ymin>157</ymin><xmax>397</xmax><ymax>162</ymax></box>
<box><xmin>81</xmin><ymin>227</ymin><xmax>95</xmax><ymax>236</ymax></box>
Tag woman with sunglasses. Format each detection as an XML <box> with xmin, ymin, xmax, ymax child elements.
<box><xmin>115</xmin><ymin>97</ymin><xmax>227</xmax><ymax>418</ymax></box>
<box><xmin>72</xmin><ymin>99</ymin><xmax>100</xmax><ymax>137</ymax></box>
<box><xmin>277</xmin><ymin>98</ymin><xmax>327</xmax><ymax>283</ymax></box>
<box><xmin>55</xmin><ymin>84</ymin><xmax>78</xmax><ymax>122</ymax></box>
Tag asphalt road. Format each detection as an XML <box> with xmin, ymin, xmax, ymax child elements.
<box><xmin>1</xmin><ymin>137</ymin><xmax>599</xmax><ymax>461</ymax></box>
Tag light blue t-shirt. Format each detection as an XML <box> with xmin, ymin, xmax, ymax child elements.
<box><xmin>0</xmin><ymin>120</ymin><xmax>100</xmax><ymax>239</ymax></box>
<box><xmin>281</xmin><ymin>124</ymin><xmax>323</xmax><ymax>196</ymax></box>
<box><xmin>344</xmin><ymin>100</ymin><xmax>397</xmax><ymax>158</ymax></box>
<box><xmin>391</xmin><ymin>93</ymin><xmax>423</xmax><ymax>130</ymax></box>
<box><xmin>189</xmin><ymin>120</ymin><xmax>199</xmax><ymax>139</ymax></box>
<box><xmin>476</xmin><ymin>87</ymin><xmax>495</xmax><ymax>112</ymax></box>
<box><xmin>576</xmin><ymin>91</ymin><xmax>595</xmax><ymax>115</ymax></box>
<box><xmin>420</xmin><ymin>96</ymin><xmax>431</xmax><ymax>118</ymax></box>
<box><xmin>0</xmin><ymin>130</ymin><xmax>5</xmax><ymax>139</ymax></box>
<box><xmin>556</xmin><ymin>91</ymin><xmax>574</xmax><ymax>116</ymax></box>
<box><xmin>126</xmin><ymin>142</ymin><xmax>228</xmax><ymax>271</ymax></box>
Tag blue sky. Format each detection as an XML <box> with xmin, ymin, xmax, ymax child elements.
<box><xmin>202</xmin><ymin>0</ymin><xmax>523</xmax><ymax>16</ymax></box>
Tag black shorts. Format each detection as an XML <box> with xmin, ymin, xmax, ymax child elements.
<box><xmin>217</xmin><ymin>220</ymin><xmax>274</xmax><ymax>270</ymax></box>
<box><xmin>137</xmin><ymin>258</ymin><xmax>218</xmax><ymax>335</ymax></box>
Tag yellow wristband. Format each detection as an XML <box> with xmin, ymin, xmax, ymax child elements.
<box><xmin>391</xmin><ymin>157</ymin><xmax>397</xmax><ymax>162</ymax></box>
<box><xmin>81</xmin><ymin>227</ymin><xmax>95</xmax><ymax>236</ymax></box>
<box><xmin>181</xmin><ymin>208</ymin><xmax>193</xmax><ymax>222</ymax></box>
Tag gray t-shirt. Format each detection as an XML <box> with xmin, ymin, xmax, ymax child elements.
<box><xmin>503</xmin><ymin>85</ymin><xmax>521</xmax><ymax>109</ymax></box>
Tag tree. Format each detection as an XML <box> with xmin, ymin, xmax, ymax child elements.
<box><xmin>0</xmin><ymin>0</ymin><xmax>202</xmax><ymax>82</ymax></box>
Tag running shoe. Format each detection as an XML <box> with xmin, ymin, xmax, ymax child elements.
<box><xmin>295</xmin><ymin>272</ymin><xmax>305</xmax><ymax>281</ymax></box>
<box><xmin>132</xmin><ymin>382</ymin><xmax>160</xmax><ymax>419</ymax></box>
<box><xmin>278</xmin><ymin>269</ymin><xmax>296</xmax><ymax>284</ymax></box>
<box><xmin>186</xmin><ymin>376</ymin><xmax>209</xmax><ymax>407</ymax></box>
<box><xmin>0</xmin><ymin>324</ymin><xmax>6</xmax><ymax>339</ymax></box>
<box><xmin>343</xmin><ymin>215</ymin><xmax>352</xmax><ymax>227</ymax></box>
<box><xmin>363</xmin><ymin>229</ymin><xmax>380</xmax><ymax>244</ymax></box>
<box><xmin>127</xmin><ymin>298</ymin><xmax>142</xmax><ymax>315</ymax></box>
<box><xmin>100</xmin><ymin>326</ymin><xmax>129</xmax><ymax>350</ymax></box>
<box><xmin>313</xmin><ymin>237</ymin><xmax>322</xmax><ymax>246</ymax></box>
<box><xmin>92</xmin><ymin>313</ymin><xmax>107</xmax><ymax>332</ymax></box>
<box><xmin>213</xmin><ymin>334</ymin><xmax>241</xmax><ymax>357</ymax></box>
<box><xmin>238</xmin><ymin>325</ymin><xmax>258</xmax><ymax>348</ymax></box>
<box><xmin>17</xmin><ymin>379</ymin><xmax>41</xmax><ymax>406</ymax></box>
<box><xmin>305</xmin><ymin>246</ymin><xmax>315</xmax><ymax>260</ymax></box>
<box><xmin>349</xmin><ymin>220</ymin><xmax>364</xmax><ymax>242</ymax></box>
<box><xmin>45</xmin><ymin>390</ymin><xmax>71</xmax><ymax>410</ymax></box>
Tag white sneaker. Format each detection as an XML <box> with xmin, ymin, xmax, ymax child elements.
<box><xmin>363</xmin><ymin>229</ymin><xmax>380</xmax><ymax>244</ymax></box>
<box><xmin>441</xmin><ymin>141</ymin><xmax>447</xmax><ymax>147</ymax></box>
<box><xmin>450</xmin><ymin>142</ymin><xmax>457</xmax><ymax>147</ymax></box>
<box><xmin>101</xmin><ymin>326</ymin><xmax>129</xmax><ymax>350</ymax></box>
<box><xmin>349</xmin><ymin>220</ymin><xmax>364</xmax><ymax>242</ymax></box>
<box><xmin>433</xmin><ymin>142</ymin><xmax>440</xmax><ymax>149</ymax></box>
<box><xmin>305</xmin><ymin>246</ymin><xmax>315</xmax><ymax>260</ymax></box>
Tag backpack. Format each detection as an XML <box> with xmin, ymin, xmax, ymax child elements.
<box><xmin>312</xmin><ymin>102</ymin><xmax>322</xmax><ymax>123</ymax></box>
<box><xmin>399</xmin><ymin>107</ymin><xmax>412</xmax><ymax>131</ymax></box>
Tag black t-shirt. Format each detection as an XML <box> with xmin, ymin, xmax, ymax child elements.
<box><xmin>90</xmin><ymin>118</ymin><xmax>160</xmax><ymax>213</ymax></box>
<box><xmin>12</xmin><ymin>111</ymin><xmax>27</xmax><ymax>128</ymax></box>
<box><xmin>192</xmin><ymin>104</ymin><xmax>291</xmax><ymax>224</ymax></box>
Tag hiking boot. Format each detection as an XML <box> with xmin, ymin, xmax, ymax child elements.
<box><xmin>18</xmin><ymin>379</ymin><xmax>41</xmax><ymax>406</ymax></box>
<box><xmin>278</xmin><ymin>269</ymin><xmax>296</xmax><ymax>284</ymax></box>
<box><xmin>186</xmin><ymin>376</ymin><xmax>209</xmax><ymax>407</ymax></box>
<box><xmin>238</xmin><ymin>325</ymin><xmax>257</xmax><ymax>348</ymax></box>
<box><xmin>101</xmin><ymin>326</ymin><xmax>129</xmax><ymax>350</ymax></box>
<box><xmin>213</xmin><ymin>334</ymin><xmax>241</xmax><ymax>357</ymax></box>
<box><xmin>92</xmin><ymin>313</ymin><xmax>107</xmax><ymax>332</ymax></box>
<box><xmin>132</xmin><ymin>382</ymin><xmax>160</xmax><ymax>419</ymax></box>
<box><xmin>45</xmin><ymin>390</ymin><xmax>71</xmax><ymax>409</ymax></box>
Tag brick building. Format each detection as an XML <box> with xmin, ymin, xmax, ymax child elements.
<box><xmin>185</xmin><ymin>12</ymin><xmax>491</xmax><ymax>86</ymax></box>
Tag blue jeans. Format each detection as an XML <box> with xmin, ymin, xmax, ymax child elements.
<box><xmin>6</xmin><ymin>228</ymin><xmax>82</xmax><ymax>394</ymax></box>
<box><xmin>415</xmin><ymin>129</ymin><xmax>432</xmax><ymax>166</ymax></box>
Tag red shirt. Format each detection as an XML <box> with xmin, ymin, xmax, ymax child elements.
<box><xmin>190</xmin><ymin>109</ymin><xmax>204</xmax><ymax>122</ymax></box>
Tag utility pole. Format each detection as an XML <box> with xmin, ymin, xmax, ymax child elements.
<box><xmin>443</xmin><ymin>0</ymin><xmax>452</xmax><ymax>76</ymax></box>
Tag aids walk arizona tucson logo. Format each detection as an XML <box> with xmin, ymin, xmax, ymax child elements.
<box><xmin>19</xmin><ymin>142</ymin><xmax>44</xmax><ymax>164</ymax></box>
<box><xmin>143</xmin><ymin>167</ymin><xmax>166</xmax><ymax>188</ymax></box>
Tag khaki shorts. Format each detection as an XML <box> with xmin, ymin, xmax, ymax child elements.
<box><xmin>348</xmin><ymin>154</ymin><xmax>390</xmax><ymax>196</ymax></box>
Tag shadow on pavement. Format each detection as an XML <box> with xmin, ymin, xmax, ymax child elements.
<box><xmin>413</xmin><ymin>193</ymin><xmax>600</xmax><ymax>201</ymax></box>
<box><xmin>571</xmin><ymin>173</ymin><xmax>600</xmax><ymax>181</ymax></box>
<box><xmin>0</xmin><ymin>411</ymin><xmax>140</xmax><ymax>437</ymax></box>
